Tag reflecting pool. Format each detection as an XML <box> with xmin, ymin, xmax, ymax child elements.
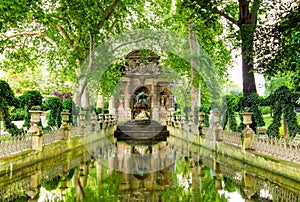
<box><xmin>1</xmin><ymin>145</ymin><xmax>300</xmax><ymax>202</ymax></box>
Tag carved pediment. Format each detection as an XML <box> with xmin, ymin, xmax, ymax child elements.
<box><xmin>124</xmin><ymin>50</ymin><xmax>161</xmax><ymax>75</ymax></box>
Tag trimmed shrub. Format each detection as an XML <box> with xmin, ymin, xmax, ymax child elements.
<box><xmin>0</xmin><ymin>80</ymin><xmax>22</xmax><ymax>136</ymax></box>
<box><xmin>44</xmin><ymin>97</ymin><xmax>63</xmax><ymax>129</ymax></box>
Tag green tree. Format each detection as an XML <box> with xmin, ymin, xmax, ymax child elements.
<box><xmin>184</xmin><ymin>0</ymin><xmax>274</xmax><ymax>108</ymax></box>
<box><xmin>147</xmin><ymin>0</ymin><xmax>232</xmax><ymax>115</ymax></box>
<box><xmin>0</xmin><ymin>0</ymin><xmax>147</xmax><ymax>108</ymax></box>
<box><xmin>256</xmin><ymin>4</ymin><xmax>300</xmax><ymax>74</ymax></box>
<box><xmin>255</xmin><ymin>3</ymin><xmax>300</xmax><ymax>92</ymax></box>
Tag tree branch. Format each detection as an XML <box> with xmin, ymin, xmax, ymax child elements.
<box><xmin>51</xmin><ymin>22</ymin><xmax>71</xmax><ymax>42</ymax></box>
<box><xmin>5</xmin><ymin>32</ymin><xmax>58</xmax><ymax>48</ymax></box>
<box><xmin>215</xmin><ymin>9</ymin><xmax>239</xmax><ymax>27</ymax></box>
<box><xmin>97</xmin><ymin>0</ymin><xmax>120</xmax><ymax>28</ymax></box>
<box><xmin>250</xmin><ymin>0</ymin><xmax>261</xmax><ymax>23</ymax></box>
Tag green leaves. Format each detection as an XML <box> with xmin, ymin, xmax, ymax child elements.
<box><xmin>255</xmin><ymin>3</ymin><xmax>300</xmax><ymax>77</ymax></box>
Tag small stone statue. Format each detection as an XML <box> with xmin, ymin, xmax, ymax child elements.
<box><xmin>136</xmin><ymin>92</ymin><xmax>149</xmax><ymax>105</ymax></box>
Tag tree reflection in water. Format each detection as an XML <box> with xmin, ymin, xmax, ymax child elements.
<box><xmin>58</xmin><ymin>156</ymin><xmax>232</xmax><ymax>202</ymax></box>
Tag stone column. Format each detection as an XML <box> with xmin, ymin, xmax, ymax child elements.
<box><xmin>214</xmin><ymin>162</ymin><xmax>222</xmax><ymax>190</ymax></box>
<box><xmin>61</xmin><ymin>112</ymin><xmax>71</xmax><ymax>140</ymax></box>
<box><xmin>191</xmin><ymin>159</ymin><xmax>200</xmax><ymax>190</ymax></box>
<box><xmin>109</xmin><ymin>96</ymin><xmax>116</xmax><ymax>115</ymax></box>
<box><xmin>59</xmin><ymin>159</ymin><xmax>70</xmax><ymax>195</ymax></box>
<box><xmin>96</xmin><ymin>161</ymin><xmax>103</xmax><ymax>182</ymax></box>
<box><xmin>28</xmin><ymin>111</ymin><xmax>43</xmax><ymax>151</ymax></box>
<box><xmin>241</xmin><ymin>112</ymin><xmax>255</xmax><ymax>153</ymax></box>
<box><xmin>152</xmin><ymin>83</ymin><xmax>159</xmax><ymax>121</ymax></box>
<box><xmin>28</xmin><ymin>126</ymin><xmax>42</xmax><ymax>151</ymax></box>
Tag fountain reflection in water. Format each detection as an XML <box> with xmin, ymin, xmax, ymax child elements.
<box><xmin>1</xmin><ymin>130</ymin><xmax>300</xmax><ymax>201</ymax></box>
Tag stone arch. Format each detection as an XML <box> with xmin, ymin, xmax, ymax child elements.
<box><xmin>131</xmin><ymin>85</ymin><xmax>152</xmax><ymax>119</ymax></box>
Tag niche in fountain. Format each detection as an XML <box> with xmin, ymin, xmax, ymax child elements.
<box><xmin>134</xmin><ymin>91</ymin><xmax>150</xmax><ymax>120</ymax></box>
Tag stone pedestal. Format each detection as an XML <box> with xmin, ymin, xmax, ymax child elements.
<box><xmin>242</xmin><ymin>126</ymin><xmax>255</xmax><ymax>152</ymax></box>
<box><xmin>28</xmin><ymin>126</ymin><xmax>42</xmax><ymax>151</ymax></box>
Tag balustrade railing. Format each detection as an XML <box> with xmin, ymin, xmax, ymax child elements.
<box><xmin>70</xmin><ymin>126</ymin><xmax>82</xmax><ymax>137</ymax></box>
<box><xmin>252</xmin><ymin>137</ymin><xmax>300</xmax><ymax>163</ymax></box>
<box><xmin>42</xmin><ymin>128</ymin><xmax>64</xmax><ymax>146</ymax></box>
<box><xmin>252</xmin><ymin>175</ymin><xmax>300</xmax><ymax>202</ymax></box>
<box><xmin>173</xmin><ymin>121</ymin><xmax>300</xmax><ymax>164</ymax></box>
<box><xmin>0</xmin><ymin>135</ymin><xmax>32</xmax><ymax>158</ymax></box>
<box><xmin>219</xmin><ymin>130</ymin><xmax>242</xmax><ymax>147</ymax></box>
<box><xmin>218</xmin><ymin>163</ymin><xmax>243</xmax><ymax>186</ymax></box>
<box><xmin>0</xmin><ymin>113</ymin><xmax>116</xmax><ymax>159</ymax></box>
<box><xmin>219</xmin><ymin>162</ymin><xmax>300</xmax><ymax>202</ymax></box>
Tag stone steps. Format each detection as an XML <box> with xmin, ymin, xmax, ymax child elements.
<box><xmin>114</xmin><ymin>120</ymin><xmax>169</xmax><ymax>144</ymax></box>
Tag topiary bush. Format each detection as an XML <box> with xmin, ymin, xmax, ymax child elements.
<box><xmin>44</xmin><ymin>97</ymin><xmax>63</xmax><ymax>129</ymax></box>
<box><xmin>220</xmin><ymin>94</ymin><xmax>240</xmax><ymax>131</ymax></box>
<box><xmin>42</xmin><ymin>176</ymin><xmax>61</xmax><ymax>191</ymax></box>
<box><xmin>10</xmin><ymin>108</ymin><xmax>27</xmax><ymax>121</ymax></box>
<box><xmin>18</xmin><ymin>90</ymin><xmax>43</xmax><ymax>128</ymax></box>
<box><xmin>18</xmin><ymin>90</ymin><xmax>43</xmax><ymax>109</ymax></box>
<box><xmin>0</xmin><ymin>80</ymin><xmax>22</xmax><ymax>136</ymax></box>
<box><xmin>62</xmin><ymin>99</ymin><xmax>74</xmax><ymax>124</ymax></box>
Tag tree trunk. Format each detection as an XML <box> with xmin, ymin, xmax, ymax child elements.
<box><xmin>241</xmin><ymin>29</ymin><xmax>257</xmax><ymax>107</ymax></box>
<box><xmin>239</xmin><ymin>0</ymin><xmax>258</xmax><ymax>107</ymax></box>
<box><xmin>73</xmin><ymin>32</ymin><xmax>95</xmax><ymax>110</ymax></box>
<box><xmin>188</xmin><ymin>23</ymin><xmax>200</xmax><ymax>122</ymax></box>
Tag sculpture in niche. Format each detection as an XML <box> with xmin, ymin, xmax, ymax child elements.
<box><xmin>134</xmin><ymin>92</ymin><xmax>150</xmax><ymax>119</ymax></box>
<box><xmin>160</xmin><ymin>95</ymin><xmax>167</xmax><ymax>106</ymax></box>
<box><xmin>136</xmin><ymin>92</ymin><xmax>149</xmax><ymax>106</ymax></box>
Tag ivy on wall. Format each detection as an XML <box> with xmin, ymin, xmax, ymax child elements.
<box><xmin>247</xmin><ymin>93</ymin><xmax>265</xmax><ymax>127</ymax></box>
<box><xmin>265</xmin><ymin>86</ymin><xmax>299</xmax><ymax>138</ymax></box>
<box><xmin>220</xmin><ymin>94</ymin><xmax>239</xmax><ymax>131</ymax></box>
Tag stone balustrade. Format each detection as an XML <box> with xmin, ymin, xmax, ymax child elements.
<box><xmin>42</xmin><ymin>128</ymin><xmax>64</xmax><ymax>146</ymax></box>
<box><xmin>167</xmin><ymin>112</ymin><xmax>300</xmax><ymax>164</ymax></box>
<box><xmin>218</xmin><ymin>130</ymin><xmax>242</xmax><ymax>147</ymax></box>
<box><xmin>0</xmin><ymin>135</ymin><xmax>32</xmax><ymax>157</ymax></box>
<box><xmin>218</xmin><ymin>162</ymin><xmax>300</xmax><ymax>202</ymax></box>
<box><xmin>252</xmin><ymin>137</ymin><xmax>300</xmax><ymax>163</ymax></box>
<box><xmin>0</xmin><ymin>112</ymin><xmax>116</xmax><ymax>159</ymax></box>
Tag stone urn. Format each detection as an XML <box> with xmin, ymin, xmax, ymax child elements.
<box><xmin>199</xmin><ymin>112</ymin><xmax>205</xmax><ymax>122</ymax></box>
<box><xmin>213</xmin><ymin>112</ymin><xmax>222</xmax><ymax>123</ymax></box>
<box><xmin>241</xmin><ymin>112</ymin><xmax>253</xmax><ymax>126</ymax></box>
<box><xmin>29</xmin><ymin>110</ymin><xmax>43</xmax><ymax>125</ymax></box>
<box><xmin>61</xmin><ymin>112</ymin><xmax>71</xmax><ymax>122</ymax></box>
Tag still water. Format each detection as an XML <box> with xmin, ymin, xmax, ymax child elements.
<box><xmin>2</xmin><ymin>146</ymin><xmax>300</xmax><ymax>202</ymax></box>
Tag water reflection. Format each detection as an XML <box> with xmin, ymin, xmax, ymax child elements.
<box><xmin>1</xmin><ymin>142</ymin><xmax>300</xmax><ymax>201</ymax></box>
